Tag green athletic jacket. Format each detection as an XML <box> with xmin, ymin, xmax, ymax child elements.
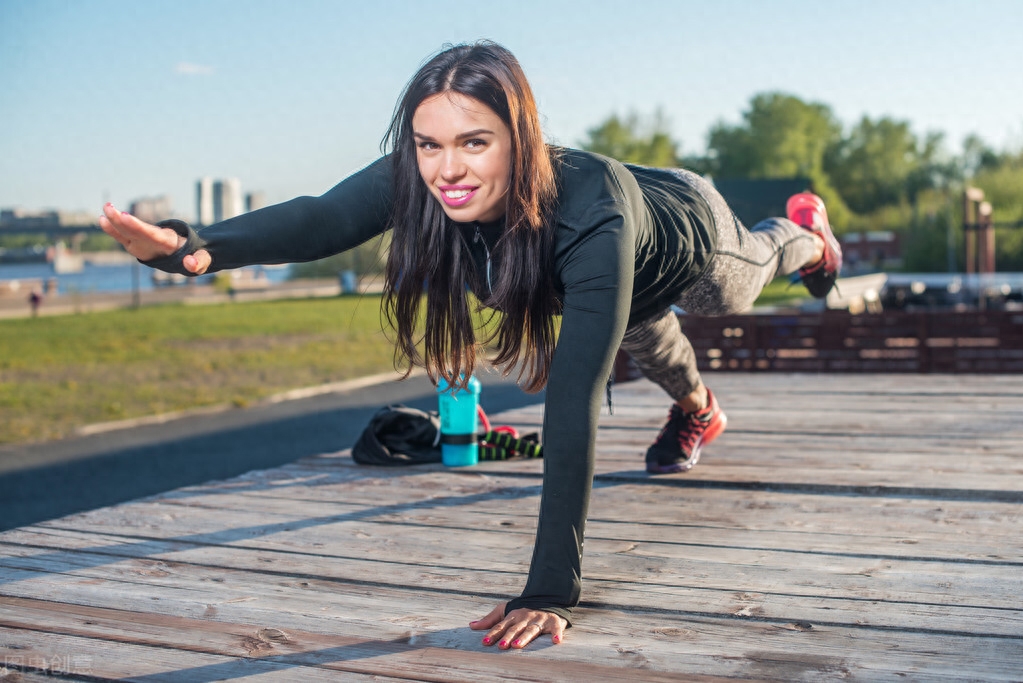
<box><xmin>150</xmin><ymin>148</ymin><xmax>715</xmax><ymax>623</ymax></box>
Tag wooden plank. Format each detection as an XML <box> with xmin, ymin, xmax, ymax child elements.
<box><xmin>4</xmin><ymin>501</ymin><xmax>1019</xmax><ymax>603</ymax></box>
<box><xmin>3</xmin><ymin>585</ymin><xmax>1021</xmax><ymax>681</ymax></box>
<box><xmin>5</xmin><ymin>515</ymin><xmax>1021</xmax><ymax>613</ymax></box>
<box><xmin>0</xmin><ymin>597</ymin><xmax>744</xmax><ymax>683</ymax></box>
<box><xmin>2</xmin><ymin>528</ymin><xmax>1020</xmax><ymax>640</ymax></box>
<box><xmin>24</xmin><ymin>460</ymin><xmax>1022</xmax><ymax>558</ymax></box>
<box><xmin>1</xmin><ymin>588</ymin><xmax>1023</xmax><ymax>683</ymax></box>
<box><xmin>0</xmin><ymin>625</ymin><xmax>411</xmax><ymax>682</ymax></box>
<box><xmin>135</xmin><ymin>482</ymin><xmax>1023</xmax><ymax>553</ymax></box>
<box><xmin>27</xmin><ymin>486</ymin><xmax>1021</xmax><ymax>568</ymax></box>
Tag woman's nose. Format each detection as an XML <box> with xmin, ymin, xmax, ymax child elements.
<box><xmin>440</xmin><ymin>152</ymin><xmax>465</xmax><ymax>181</ymax></box>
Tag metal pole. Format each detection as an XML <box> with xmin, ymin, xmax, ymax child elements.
<box><xmin>132</xmin><ymin>260</ymin><xmax>140</xmax><ymax>309</ymax></box>
<box><xmin>946</xmin><ymin>199</ymin><xmax>956</xmax><ymax>273</ymax></box>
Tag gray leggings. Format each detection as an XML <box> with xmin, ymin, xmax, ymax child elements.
<box><xmin>619</xmin><ymin>169</ymin><xmax>817</xmax><ymax>402</ymax></box>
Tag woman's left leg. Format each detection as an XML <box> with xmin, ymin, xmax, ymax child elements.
<box><xmin>632</xmin><ymin>169</ymin><xmax>838</xmax><ymax>474</ymax></box>
<box><xmin>668</xmin><ymin>168</ymin><xmax>820</xmax><ymax>317</ymax></box>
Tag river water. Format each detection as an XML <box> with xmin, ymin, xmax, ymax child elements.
<box><xmin>0</xmin><ymin>261</ymin><xmax>292</xmax><ymax>296</ymax></box>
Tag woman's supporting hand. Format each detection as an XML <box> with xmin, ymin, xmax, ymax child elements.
<box><xmin>99</xmin><ymin>203</ymin><xmax>212</xmax><ymax>275</ymax></box>
<box><xmin>470</xmin><ymin>602</ymin><xmax>567</xmax><ymax>649</ymax></box>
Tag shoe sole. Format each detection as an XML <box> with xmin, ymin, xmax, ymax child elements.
<box><xmin>646</xmin><ymin>411</ymin><xmax>728</xmax><ymax>474</ymax></box>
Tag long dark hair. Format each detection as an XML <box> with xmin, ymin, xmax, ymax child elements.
<box><xmin>383</xmin><ymin>41</ymin><xmax>560</xmax><ymax>392</ymax></box>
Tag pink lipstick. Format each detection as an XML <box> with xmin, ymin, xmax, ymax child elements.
<box><xmin>438</xmin><ymin>185</ymin><xmax>478</xmax><ymax>208</ymax></box>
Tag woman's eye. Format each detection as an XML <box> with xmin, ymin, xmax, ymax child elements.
<box><xmin>417</xmin><ymin>141</ymin><xmax>439</xmax><ymax>151</ymax></box>
<box><xmin>465</xmin><ymin>138</ymin><xmax>487</xmax><ymax>149</ymax></box>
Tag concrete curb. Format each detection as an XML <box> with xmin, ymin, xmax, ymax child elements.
<box><xmin>74</xmin><ymin>368</ymin><xmax>426</xmax><ymax>437</ymax></box>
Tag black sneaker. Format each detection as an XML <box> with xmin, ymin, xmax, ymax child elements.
<box><xmin>645</xmin><ymin>389</ymin><xmax>727</xmax><ymax>474</ymax></box>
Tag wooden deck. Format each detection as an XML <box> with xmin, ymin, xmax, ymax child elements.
<box><xmin>1</xmin><ymin>373</ymin><xmax>1021</xmax><ymax>681</ymax></box>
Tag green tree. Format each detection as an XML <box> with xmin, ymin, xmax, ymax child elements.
<box><xmin>705</xmin><ymin>92</ymin><xmax>850</xmax><ymax>227</ymax></box>
<box><xmin>824</xmin><ymin>116</ymin><xmax>949</xmax><ymax>214</ymax></box>
<box><xmin>961</xmin><ymin>134</ymin><xmax>1006</xmax><ymax>177</ymax></box>
<box><xmin>580</xmin><ymin>110</ymin><xmax>680</xmax><ymax>167</ymax></box>
<box><xmin>706</xmin><ymin>92</ymin><xmax>841</xmax><ymax>179</ymax></box>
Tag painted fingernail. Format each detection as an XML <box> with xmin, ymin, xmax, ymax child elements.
<box><xmin>553</xmin><ymin>634</ymin><xmax>561</xmax><ymax>643</ymax></box>
<box><xmin>121</xmin><ymin>211</ymin><xmax>130</xmax><ymax>216</ymax></box>
<box><xmin>512</xmin><ymin>639</ymin><xmax>522</xmax><ymax>647</ymax></box>
<box><xmin>499</xmin><ymin>640</ymin><xmax>508</xmax><ymax>648</ymax></box>
<box><xmin>482</xmin><ymin>637</ymin><xmax>491</xmax><ymax>645</ymax></box>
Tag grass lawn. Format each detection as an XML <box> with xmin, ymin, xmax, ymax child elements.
<box><xmin>0</xmin><ymin>296</ymin><xmax>399</xmax><ymax>445</ymax></box>
<box><xmin>0</xmin><ymin>281</ymin><xmax>810</xmax><ymax>446</ymax></box>
<box><xmin>754</xmin><ymin>276</ymin><xmax>813</xmax><ymax>308</ymax></box>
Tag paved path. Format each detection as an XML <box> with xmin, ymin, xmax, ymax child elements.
<box><xmin>0</xmin><ymin>278</ymin><xmax>347</xmax><ymax>320</ymax></box>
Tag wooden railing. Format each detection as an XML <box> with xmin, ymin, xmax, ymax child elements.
<box><xmin>616</xmin><ymin>310</ymin><xmax>1023</xmax><ymax>378</ymax></box>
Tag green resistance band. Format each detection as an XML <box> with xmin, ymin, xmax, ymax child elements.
<box><xmin>478</xmin><ymin>430</ymin><xmax>543</xmax><ymax>461</ymax></box>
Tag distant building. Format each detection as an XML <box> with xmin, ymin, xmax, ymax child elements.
<box><xmin>0</xmin><ymin>208</ymin><xmax>59</xmax><ymax>229</ymax></box>
<box><xmin>129</xmin><ymin>196</ymin><xmax>173</xmax><ymax>224</ymax></box>
<box><xmin>57</xmin><ymin>210</ymin><xmax>98</xmax><ymax>226</ymax></box>
<box><xmin>1</xmin><ymin>208</ymin><xmax>98</xmax><ymax>229</ymax></box>
<box><xmin>840</xmin><ymin>232</ymin><xmax>903</xmax><ymax>274</ymax></box>
<box><xmin>245</xmin><ymin>191</ymin><xmax>266</xmax><ymax>213</ymax></box>
<box><xmin>196</xmin><ymin>177</ymin><xmax>214</xmax><ymax>226</ymax></box>
<box><xmin>212</xmin><ymin>178</ymin><xmax>243</xmax><ymax>223</ymax></box>
<box><xmin>196</xmin><ymin>177</ymin><xmax>264</xmax><ymax>225</ymax></box>
<box><xmin>709</xmin><ymin>177</ymin><xmax>812</xmax><ymax>228</ymax></box>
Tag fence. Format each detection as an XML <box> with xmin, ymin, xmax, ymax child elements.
<box><xmin>616</xmin><ymin>310</ymin><xmax>1023</xmax><ymax>378</ymax></box>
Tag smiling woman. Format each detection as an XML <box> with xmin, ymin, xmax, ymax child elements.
<box><xmin>98</xmin><ymin>39</ymin><xmax>841</xmax><ymax>652</ymax></box>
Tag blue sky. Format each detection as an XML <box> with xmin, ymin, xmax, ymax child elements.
<box><xmin>2</xmin><ymin>0</ymin><xmax>1021</xmax><ymax>221</ymax></box>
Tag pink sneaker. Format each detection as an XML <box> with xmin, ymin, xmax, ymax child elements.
<box><xmin>787</xmin><ymin>192</ymin><xmax>842</xmax><ymax>298</ymax></box>
<box><xmin>645</xmin><ymin>389</ymin><xmax>727</xmax><ymax>474</ymax></box>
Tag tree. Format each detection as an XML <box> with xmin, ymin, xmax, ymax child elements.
<box><xmin>706</xmin><ymin>92</ymin><xmax>841</xmax><ymax>179</ymax></box>
<box><xmin>824</xmin><ymin>116</ymin><xmax>950</xmax><ymax>214</ymax></box>
<box><xmin>580</xmin><ymin>110</ymin><xmax>680</xmax><ymax>167</ymax></box>
<box><xmin>961</xmin><ymin>134</ymin><xmax>1006</xmax><ymax>178</ymax></box>
<box><xmin>705</xmin><ymin>92</ymin><xmax>849</xmax><ymax>227</ymax></box>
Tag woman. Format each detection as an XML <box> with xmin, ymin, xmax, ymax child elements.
<box><xmin>100</xmin><ymin>41</ymin><xmax>841</xmax><ymax>650</ymax></box>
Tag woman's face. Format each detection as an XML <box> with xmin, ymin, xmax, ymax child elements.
<box><xmin>412</xmin><ymin>92</ymin><xmax>512</xmax><ymax>224</ymax></box>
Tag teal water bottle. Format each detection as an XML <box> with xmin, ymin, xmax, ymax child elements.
<box><xmin>437</xmin><ymin>375</ymin><xmax>481</xmax><ymax>467</ymax></box>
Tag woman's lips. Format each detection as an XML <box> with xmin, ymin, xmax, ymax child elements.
<box><xmin>439</xmin><ymin>185</ymin><xmax>478</xmax><ymax>207</ymax></box>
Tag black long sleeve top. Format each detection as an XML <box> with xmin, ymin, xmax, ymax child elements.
<box><xmin>149</xmin><ymin>148</ymin><xmax>715</xmax><ymax>623</ymax></box>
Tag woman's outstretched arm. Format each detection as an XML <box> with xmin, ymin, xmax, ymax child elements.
<box><xmin>100</xmin><ymin>155</ymin><xmax>394</xmax><ymax>275</ymax></box>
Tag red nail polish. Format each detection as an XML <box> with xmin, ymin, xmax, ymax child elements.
<box><xmin>121</xmin><ymin>211</ymin><xmax>130</xmax><ymax>216</ymax></box>
<box><xmin>553</xmin><ymin>634</ymin><xmax>561</xmax><ymax>643</ymax></box>
<box><xmin>482</xmin><ymin>637</ymin><xmax>490</xmax><ymax>645</ymax></box>
<box><xmin>513</xmin><ymin>639</ymin><xmax>521</xmax><ymax>647</ymax></box>
<box><xmin>499</xmin><ymin>640</ymin><xmax>508</xmax><ymax>648</ymax></box>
